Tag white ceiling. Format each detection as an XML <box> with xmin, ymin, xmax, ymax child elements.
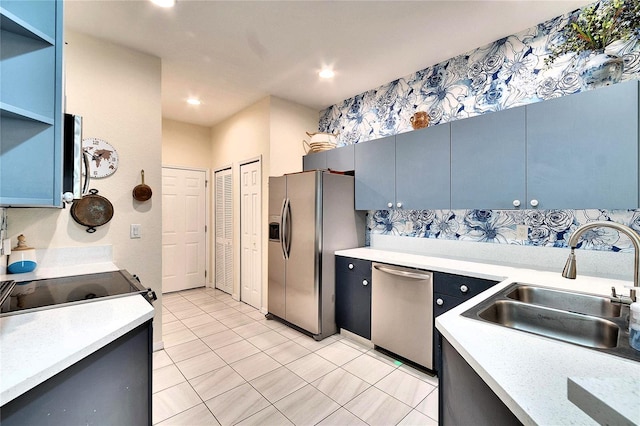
<box><xmin>64</xmin><ymin>0</ymin><xmax>593</xmax><ymax>128</ymax></box>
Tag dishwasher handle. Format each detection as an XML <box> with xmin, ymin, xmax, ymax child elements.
<box><xmin>373</xmin><ymin>264</ymin><xmax>431</xmax><ymax>280</ymax></box>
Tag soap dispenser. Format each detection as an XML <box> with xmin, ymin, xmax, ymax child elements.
<box><xmin>7</xmin><ymin>235</ymin><xmax>37</xmax><ymax>274</ymax></box>
<box><xmin>630</xmin><ymin>300</ymin><xmax>640</xmax><ymax>351</ymax></box>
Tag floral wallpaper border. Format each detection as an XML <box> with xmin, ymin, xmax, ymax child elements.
<box><xmin>368</xmin><ymin>209</ymin><xmax>640</xmax><ymax>252</ymax></box>
<box><xmin>319</xmin><ymin>0</ymin><xmax>640</xmax><ymax>252</ymax></box>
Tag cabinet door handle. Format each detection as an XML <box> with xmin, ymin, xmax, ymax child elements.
<box><xmin>512</xmin><ymin>199</ymin><xmax>521</xmax><ymax>207</ymax></box>
<box><xmin>387</xmin><ymin>202</ymin><xmax>393</xmax><ymax>208</ymax></box>
<box><xmin>436</xmin><ymin>298</ymin><xmax>444</xmax><ymax>306</ymax></box>
<box><xmin>460</xmin><ymin>285</ymin><xmax>469</xmax><ymax>294</ymax></box>
<box><xmin>362</xmin><ymin>279</ymin><xmax>369</xmax><ymax>286</ymax></box>
<box><xmin>348</xmin><ymin>263</ymin><xmax>354</xmax><ymax>270</ymax></box>
<box><xmin>530</xmin><ymin>199</ymin><xmax>539</xmax><ymax>207</ymax></box>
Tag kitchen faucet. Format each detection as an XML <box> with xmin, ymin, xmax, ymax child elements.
<box><xmin>562</xmin><ymin>221</ymin><xmax>638</xmax><ymax>303</ymax></box>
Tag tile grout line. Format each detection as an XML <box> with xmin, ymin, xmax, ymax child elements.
<box><xmin>156</xmin><ymin>287</ymin><xmax>439</xmax><ymax>425</ymax></box>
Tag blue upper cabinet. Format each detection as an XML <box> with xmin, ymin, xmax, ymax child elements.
<box><xmin>526</xmin><ymin>81</ymin><xmax>639</xmax><ymax>210</ymax></box>
<box><xmin>302</xmin><ymin>151</ymin><xmax>327</xmax><ymax>171</ymax></box>
<box><xmin>351</xmin><ymin>81</ymin><xmax>639</xmax><ymax>211</ymax></box>
<box><xmin>396</xmin><ymin>124</ymin><xmax>450</xmax><ymax>210</ymax></box>
<box><xmin>303</xmin><ymin>144</ymin><xmax>355</xmax><ymax>172</ymax></box>
<box><xmin>451</xmin><ymin>106</ymin><xmax>527</xmax><ymax>209</ymax></box>
<box><xmin>355</xmin><ymin>136</ymin><xmax>396</xmax><ymax>210</ymax></box>
<box><xmin>326</xmin><ymin>144</ymin><xmax>354</xmax><ymax>172</ymax></box>
<box><xmin>0</xmin><ymin>0</ymin><xmax>63</xmax><ymax>207</ymax></box>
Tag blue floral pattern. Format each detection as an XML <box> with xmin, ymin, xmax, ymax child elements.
<box><xmin>367</xmin><ymin>209</ymin><xmax>640</xmax><ymax>252</ymax></box>
<box><xmin>319</xmin><ymin>1</ymin><xmax>640</xmax><ymax>252</ymax></box>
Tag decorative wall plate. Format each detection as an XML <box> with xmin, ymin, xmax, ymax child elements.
<box><xmin>82</xmin><ymin>138</ymin><xmax>119</xmax><ymax>178</ymax></box>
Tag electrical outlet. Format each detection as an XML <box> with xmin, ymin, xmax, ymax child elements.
<box><xmin>130</xmin><ymin>224</ymin><xmax>141</xmax><ymax>239</ymax></box>
<box><xmin>516</xmin><ymin>225</ymin><xmax>529</xmax><ymax>240</ymax></box>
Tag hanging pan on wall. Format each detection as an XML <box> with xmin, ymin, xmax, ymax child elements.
<box><xmin>70</xmin><ymin>189</ymin><xmax>114</xmax><ymax>233</ymax></box>
<box><xmin>132</xmin><ymin>169</ymin><xmax>152</xmax><ymax>202</ymax></box>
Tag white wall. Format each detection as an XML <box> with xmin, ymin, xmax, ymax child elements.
<box><xmin>6</xmin><ymin>31</ymin><xmax>164</xmax><ymax>343</ymax></box>
<box><xmin>210</xmin><ymin>96</ymin><xmax>318</xmax><ymax>310</ymax></box>
<box><xmin>270</xmin><ymin>97</ymin><xmax>319</xmax><ymax>177</ymax></box>
<box><xmin>162</xmin><ymin>118</ymin><xmax>212</xmax><ymax>170</ymax></box>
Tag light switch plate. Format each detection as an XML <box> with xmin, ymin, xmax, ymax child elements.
<box><xmin>130</xmin><ymin>224</ymin><xmax>141</xmax><ymax>239</ymax></box>
<box><xmin>2</xmin><ymin>238</ymin><xmax>11</xmax><ymax>255</ymax></box>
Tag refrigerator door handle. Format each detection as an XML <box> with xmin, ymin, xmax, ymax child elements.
<box><xmin>286</xmin><ymin>200</ymin><xmax>292</xmax><ymax>257</ymax></box>
<box><xmin>280</xmin><ymin>198</ymin><xmax>288</xmax><ymax>259</ymax></box>
<box><xmin>283</xmin><ymin>198</ymin><xmax>292</xmax><ymax>258</ymax></box>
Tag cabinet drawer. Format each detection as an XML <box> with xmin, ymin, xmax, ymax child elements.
<box><xmin>434</xmin><ymin>272</ymin><xmax>498</xmax><ymax>299</ymax></box>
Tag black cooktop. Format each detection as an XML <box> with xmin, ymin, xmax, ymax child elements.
<box><xmin>0</xmin><ymin>270</ymin><xmax>149</xmax><ymax>316</ymax></box>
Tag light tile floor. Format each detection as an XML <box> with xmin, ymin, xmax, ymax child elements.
<box><xmin>154</xmin><ymin>287</ymin><xmax>439</xmax><ymax>425</ymax></box>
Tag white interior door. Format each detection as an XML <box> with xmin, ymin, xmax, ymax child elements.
<box><xmin>162</xmin><ymin>167</ymin><xmax>207</xmax><ymax>293</ymax></box>
<box><xmin>240</xmin><ymin>160</ymin><xmax>261</xmax><ymax>309</ymax></box>
<box><xmin>215</xmin><ymin>168</ymin><xmax>233</xmax><ymax>294</ymax></box>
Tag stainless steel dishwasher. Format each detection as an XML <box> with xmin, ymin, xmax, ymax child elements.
<box><xmin>371</xmin><ymin>262</ymin><xmax>433</xmax><ymax>369</ymax></box>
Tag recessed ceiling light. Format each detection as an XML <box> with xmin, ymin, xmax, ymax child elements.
<box><xmin>187</xmin><ymin>98</ymin><xmax>201</xmax><ymax>105</ymax></box>
<box><xmin>150</xmin><ymin>0</ymin><xmax>175</xmax><ymax>8</ymax></box>
<box><xmin>319</xmin><ymin>68</ymin><xmax>335</xmax><ymax>79</ymax></box>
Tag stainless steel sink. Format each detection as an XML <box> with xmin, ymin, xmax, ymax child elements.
<box><xmin>505</xmin><ymin>284</ymin><xmax>622</xmax><ymax>318</ymax></box>
<box><xmin>463</xmin><ymin>283</ymin><xmax>639</xmax><ymax>362</ymax></box>
<box><xmin>477</xmin><ymin>300</ymin><xmax>619</xmax><ymax>349</ymax></box>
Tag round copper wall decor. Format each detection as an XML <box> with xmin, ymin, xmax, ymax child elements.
<box><xmin>70</xmin><ymin>189</ymin><xmax>114</xmax><ymax>233</ymax></box>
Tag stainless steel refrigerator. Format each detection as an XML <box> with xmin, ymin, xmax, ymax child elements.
<box><xmin>268</xmin><ymin>170</ymin><xmax>365</xmax><ymax>340</ymax></box>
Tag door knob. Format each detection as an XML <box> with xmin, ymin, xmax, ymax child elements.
<box><xmin>512</xmin><ymin>200</ymin><xmax>521</xmax><ymax>207</ymax></box>
<box><xmin>530</xmin><ymin>199</ymin><xmax>539</xmax><ymax>207</ymax></box>
<box><xmin>460</xmin><ymin>285</ymin><xmax>469</xmax><ymax>294</ymax></box>
<box><xmin>387</xmin><ymin>202</ymin><xmax>393</xmax><ymax>208</ymax></box>
<box><xmin>348</xmin><ymin>263</ymin><xmax>354</xmax><ymax>270</ymax></box>
<box><xmin>362</xmin><ymin>279</ymin><xmax>369</xmax><ymax>286</ymax></box>
<box><xmin>396</xmin><ymin>202</ymin><xmax>402</xmax><ymax>208</ymax></box>
<box><xmin>436</xmin><ymin>298</ymin><xmax>444</xmax><ymax>306</ymax></box>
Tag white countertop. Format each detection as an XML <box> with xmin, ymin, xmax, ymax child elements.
<box><xmin>336</xmin><ymin>247</ymin><xmax>640</xmax><ymax>425</ymax></box>
<box><xmin>0</xmin><ymin>261</ymin><xmax>120</xmax><ymax>283</ymax></box>
<box><xmin>0</xmin><ymin>263</ymin><xmax>155</xmax><ymax>406</ymax></box>
<box><xmin>568</xmin><ymin>377</ymin><xmax>640</xmax><ymax>425</ymax></box>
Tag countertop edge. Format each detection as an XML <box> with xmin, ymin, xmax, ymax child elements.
<box><xmin>568</xmin><ymin>377</ymin><xmax>640</xmax><ymax>425</ymax></box>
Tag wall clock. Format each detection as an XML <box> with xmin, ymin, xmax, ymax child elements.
<box><xmin>83</xmin><ymin>138</ymin><xmax>119</xmax><ymax>178</ymax></box>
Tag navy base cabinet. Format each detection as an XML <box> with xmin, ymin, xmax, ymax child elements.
<box><xmin>440</xmin><ymin>337</ymin><xmax>522</xmax><ymax>425</ymax></box>
<box><xmin>1</xmin><ymin>320</ymin><xmax>153</xmax><ymax>426</ymax></box>
<box><xmin>433</xmin><ymin>272</ymin><xmax>498</xmax><ymax>374</ymax></box>
<box><xmin>335</xmin><ymin>256</ymin><xmax>372</xmax><ymax>339</ymax></box>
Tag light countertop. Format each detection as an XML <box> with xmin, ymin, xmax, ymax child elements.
<box><xmin>0</xmin><ymin>295</ymin><xmax>154</xmax><ymax>406</ymax></box>
<box><xmin>568</xmin><ymin>377</ymin><xmax>640</xmax><ymax>425</ymax></box>
<box><xmin>0</xmin><ymin>261</ymin><xmax>155</xmax><ymax>406</ymax></box>
<box><xmin>0</xmin><ymin>262</ymin><xmax>120</xmax><ymax>283</ymax></box>
<box><xmin>336</xmin><ymin>247</ymin><xmax>640</xmax><ymax>425</ymax></box>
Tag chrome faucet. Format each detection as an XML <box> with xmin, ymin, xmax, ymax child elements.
<box><xmin>562</xmin><ymin>221</ymin><xmax>639</xmax><ymax>303</ymax></box>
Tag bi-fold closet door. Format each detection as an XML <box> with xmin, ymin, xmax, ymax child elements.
<box><xmin>215</xmin><ymin>168</ymin><xmax>233</xmax><ymax>294</ymax></box>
